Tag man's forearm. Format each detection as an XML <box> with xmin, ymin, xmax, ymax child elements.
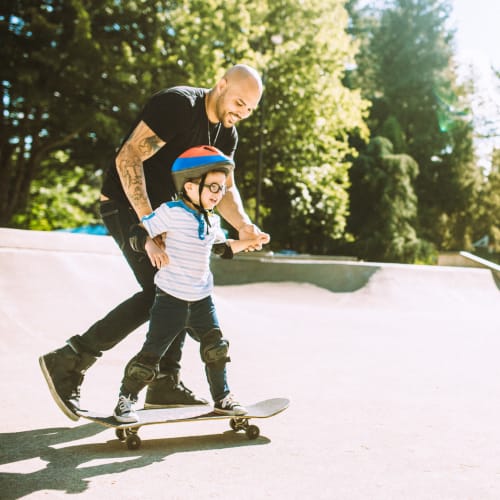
<box><xmin>217</xmin><ymin>186</ymin><xmax>252</xmax><ymax>230</ymax></box>
<box><xmin>115</xmin><ymin>120</ymin><xmax>165</xmax><ymax>219</ymax></box>
<box><xmin>116</xmin><ymin>146</ymin><xmax>153</xmax><ymax>218</ymax></box>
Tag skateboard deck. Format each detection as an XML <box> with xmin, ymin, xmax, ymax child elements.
<box><xmin>77</xmin><ymin>397</ymin><xmax>290</xmax><ymax>449</ymax></box>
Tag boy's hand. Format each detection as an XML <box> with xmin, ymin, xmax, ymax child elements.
<box><xmin>238</xmin><ymin>223</ymin><xmax>270</xmax><ymax>251</ymax></box>
<box><xmin>145</xmin><ymin>236</ymin><xmax>169</xmax><ymax>269</ymax></box>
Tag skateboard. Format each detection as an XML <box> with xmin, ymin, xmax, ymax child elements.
<box><xmin>77</xmin><ymin>397</ymin><xmax>290</xmax><ymax>450</ymax></box>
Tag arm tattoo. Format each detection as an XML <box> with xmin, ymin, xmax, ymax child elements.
<box><xmin>117</xmin><ymin>143</ymin><xmax>149</xmax><ymax>208</ymax></box>
<box><xmin>115</xmin><ymin>123</ymin><xmax>165</xmax><ymax>215</ymax></box>
<box><xmin>138</xmin><ymin>135</ymin><xmax>162</xmax><ymax>157</ymax></box>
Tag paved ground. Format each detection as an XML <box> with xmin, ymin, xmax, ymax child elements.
<box><xmin>1</xmin><ymin>228</ymin><xmax>499</xmax><ymax>499</ymax></box>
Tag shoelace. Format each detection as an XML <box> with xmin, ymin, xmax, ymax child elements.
<box><xmin>221</xmin><ymin>394</ymin><xmax>237</xmax><ymax>408</ymax></box>
<box><xmin>118</xmin><ymin>396</ymin><xmax>132</xmax><ymax>411</ymax></box>
<box><xmin>178</xmin><ymin>382</ymin><xmax>194</xmax><ymax>395</ymax></box>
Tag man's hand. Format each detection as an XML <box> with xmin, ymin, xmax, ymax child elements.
<box><xmin>238</xmin><ymin>223</ymin><xmax>270</xmax><ymax>251</ymax></box>
<box><xmin>145</xmin><ymin>236</ymin><xmax>169</xmax><ymax>269</ymax></box>
<box><xmin>152</xmin><ymin>232</ymin><xmax>166</xmax><ymax>250</ymax></box>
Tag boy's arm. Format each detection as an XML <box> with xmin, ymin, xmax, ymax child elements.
<box><xmin>212</xmin><ymin>235</ymin><xmax>269</xmax><ymax>259</ymax></box>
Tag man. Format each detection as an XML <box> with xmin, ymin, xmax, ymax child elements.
<box><xmin>40</xmin><ymin>64</ymin><xmax>269</xmax><ymax>421</ymax></box>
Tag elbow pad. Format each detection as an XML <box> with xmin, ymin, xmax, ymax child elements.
<box><xmin>212</xmin><ymin>242</ymin><xmax>234</xmax><ymax>259</ymax></box>
<box><xmin>129</xmin><ymin>224</ymin><xmax>148</xmax><ymax>253</ymax></box>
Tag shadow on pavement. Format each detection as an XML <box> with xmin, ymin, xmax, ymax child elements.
<box><xmin>0</xmin><ymin>424</ymin><xmax>269</xmax><ymax>499</ymax></box>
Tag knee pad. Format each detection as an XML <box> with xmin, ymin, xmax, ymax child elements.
<box><xmin>125</xmin><ymin>354</ymin><xmax>159</xmax><ymax>384</ymax></box>
<box><xmin>200</xmin><ymin>328</ymin><xmax>230</xmax><ymax>366</ymax></box>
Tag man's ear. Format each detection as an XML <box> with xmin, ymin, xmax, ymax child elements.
<box><xmin>216</xmin><ymin>78</ymin><xmax>227</xmax><ymax>94</ymax></box>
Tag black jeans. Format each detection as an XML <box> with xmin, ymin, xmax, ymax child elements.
<box><xmin>71</xmin><ymin>199</ymin><xmax>185</xmax><ymax>374</ymax></box>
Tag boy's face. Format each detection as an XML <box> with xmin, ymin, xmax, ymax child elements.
<box><xmin>185</xmin><ymin>170</ymin><xmax>227</xmax><ymax>210</ymax></box>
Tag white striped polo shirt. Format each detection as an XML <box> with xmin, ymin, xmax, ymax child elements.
<box><xmin>142</xmin><ymin>200</ymin><xmax>226</xmax><ymax>301</ymax></box>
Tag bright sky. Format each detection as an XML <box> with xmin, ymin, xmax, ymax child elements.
<box><xmin>449</xmin><ymin>0</ymin><xmax>500</xmax><ymax>70</ymax></box>
<box><xmin>449</xmin><ymin>0</ymin><xmax>500</xmax><ymax>166</ymax></box>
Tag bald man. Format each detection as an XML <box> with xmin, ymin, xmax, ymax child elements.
<box><xmin>40</xmin><ymin>65</ymin><xmax>269</xmax><ymax>421</ymax></box>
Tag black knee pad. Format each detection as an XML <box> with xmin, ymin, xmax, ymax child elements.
<box><xmin>125</xmin><ymin>354</ymin><xmax>159</xmax><ymax>384</ymax></box>
<box><xmin>200</xmin><ymin>328</ymin><xmax>230</xmax><ymax>367</ymax></box>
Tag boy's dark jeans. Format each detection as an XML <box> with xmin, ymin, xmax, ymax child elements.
<box><xmin>123</xmin><ymin>290</ymin><xmax>229</xmax><ymax>402</ymax></box>
<box><xmin>71</xmin><ymin>198</ymin><xmax>185</xmax><ymax>374</ymax></box>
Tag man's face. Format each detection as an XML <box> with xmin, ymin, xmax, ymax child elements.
<box><xmin>214</xmin><ymin>79</ymin><xmax>261</xmax><ymax>128</ymax></box>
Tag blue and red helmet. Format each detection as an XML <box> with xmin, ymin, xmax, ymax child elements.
<box><xmin>171</xmin><ymin>145</ymin><xmax>234</xmax><ymax>193</ymax></box>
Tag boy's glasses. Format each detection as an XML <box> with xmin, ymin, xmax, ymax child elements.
<box><xmin>202</xmin><ymin>182</ymin><xmax>226</xmax><ymax>194</ymax></box>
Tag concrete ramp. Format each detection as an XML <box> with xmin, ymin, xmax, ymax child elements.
<box><xmin>1</xmin><ymin>228</ymin><xmax>499</xmax><ymax>500</ymax></box>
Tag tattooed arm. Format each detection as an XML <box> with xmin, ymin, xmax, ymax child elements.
<box><xmin>115</xmin><ymin>120</ymin><xmax>165</xmax><ymax>219</ymax></box>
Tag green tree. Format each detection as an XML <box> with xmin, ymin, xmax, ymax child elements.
<box><xmin>422</xmin><ymin>116</ymin><xmax>483</xmax><ymax>250</ymax></box>
<box><xmin>473</xmin><ymin>149</ymin><xmax>500</xmax><ymax>259</ymax></box>
<box><xmin>236</xmin><ymin>0</ymin><xmax>369</xmax><ymax>251</ymax></box>
<box><xmin>348</xmin><ymin>136</ymin><xmax>433</xmax><ymax>262</ymax></box>
<box><xmin>3</xmin><ymin>0</ymin><xmax>369</xmax><ymax>250</ymax></box>
<box><xmin>346</xmin><ymin>0</ymin><xmax>481</xmax><ymax>257</ymax></box>
<box><xmin>11</xmin><ymin>153</ymin><xmax>102</xmax><ymax>230</ymax></box>
<box><xmin>1</xmin><ymin>0</ymin><xmax>187</xmax><ymax>226</ymax></box>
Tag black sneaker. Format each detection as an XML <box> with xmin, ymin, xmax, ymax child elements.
<box><xmin>39</xmin><ymin>345</ymin><xmax>97</xmax><ymax>421</ymax></box>
<box><xmin>144</xmin><ymin>373</ymin><xmax>209</xmax><ymax>408</ymax></box>
<box><xmin>214</xmin><ymin>394</ymin><xmax>247</xmax><ymax>416</ymax></box>
<box><xmin>113</xmin><ymin>394</ymin><xmax>138</xmax><ymax>423</ymax></box>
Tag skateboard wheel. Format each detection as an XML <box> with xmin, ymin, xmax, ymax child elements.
<box><xmin>115</xmin><ymin>428</ymin><xmax>126</xmax><ymax>441</ymax></box>
<box><xmin>126</xmin><ymin>434</ymin><xmax>142</xmax><ymax>450</ymax></box>
<box><xmin>246</xmin><ymin>425</ymin><xmax>260</xmax><ymax>440</ymax></box>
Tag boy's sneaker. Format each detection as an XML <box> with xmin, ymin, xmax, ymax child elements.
<box><xmin>113</xmin><ymin>394</ymin><xmax>138</xmax><ymax>423</ymax></box>
<box><xmin>214</xmin><ymin>394</ymin><xmax>247</xmax><ymax>416</ymax></box>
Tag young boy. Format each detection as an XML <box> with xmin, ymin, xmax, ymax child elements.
<box><xmin>113</xmin><ymin>145</ymin><xmax>268</xmax><ymax>423</ymax></box>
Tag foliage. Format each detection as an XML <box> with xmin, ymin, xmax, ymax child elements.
<box><xmin>1</xmin><ymin>0</ymin><xmax>258</xmax><ymax>226</ymax></box>
<box><xmin>235</xmin><ymin>0</ymin><xmax>370</xmax><ymax>251</ymax></box>
<box><xmin>1</xmin><ymin>0</ymin><xmax>185</xmax><ymax>225</ymax></box>
<box><xmin>263</xmin><ymin>162</ymin><xmax>350</xmax><ymax>254</ymax></box>
<box><xmin>3</xmin><ymin>0</ymin><xmax>369</xmax><ymax>257</ymax></box>
<box><xmin>11</xmin><ymin>152</ymin><xmax>101</xmax><ymax>230</ymax></box>
<box><xmin>348</xmin><ymin>136</ymin><xmax>435</xmax><ymax>262</ymax></box>
<box><xmin>345</xmin><ymin>0</ymin><xmax>490</xmax><ymax>257</ymax></box>
<box><xmin>472</xmin><ymin>149</ymin><xmax>500</xmax><ymax>255</ymax></box>
<box><xmin>419</xmin><ymin>116</ymin><xmax>483</xmax><ymax>249</ymax></box>
<box><xmin>4</xmin><ymin>0</ymin><xmax>495</xmax><ymax>265</ymax></box>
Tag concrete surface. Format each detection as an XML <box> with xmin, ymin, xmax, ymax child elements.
<box><xmin>1</xmin><ymin>228</ymin><xmax>499</xmax><ymax>500</ymax></box>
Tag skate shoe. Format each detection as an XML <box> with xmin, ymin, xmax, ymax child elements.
<box><xmin>113</xmin><ymin>394</ymin><xmax>139</xmax><ymax>423</ymax></box>
<box><xmin>144</xmin><ymin>373</ymin><xmax>208</xmax><ymax>408</ymax></box>
<box><xmin>39</xmin><ymin>345</ymin><xmax>97</xmax><ymax>421</ymax></box>
<box><xmin>214</xmin><ymin>393</ymin><xmax>247</xmax><ymax>416</ymax></box>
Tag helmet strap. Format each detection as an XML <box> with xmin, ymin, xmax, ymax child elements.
<box><xmin>197</xmin><ymin>172</ymin><xmax>212</xmax><ymax>231</ymax></box>
<box><xmin>181</xmin><ymin>173</ymin><xmax>212</xmax><ymax>238</ymax></box>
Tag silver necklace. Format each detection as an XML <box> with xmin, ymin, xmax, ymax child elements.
<box><xmin>208</xmin><ymin>121</ymin><xmax>221</xmax><ymax>146</ymax></box>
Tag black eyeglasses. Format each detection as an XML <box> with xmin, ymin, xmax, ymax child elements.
<box><xmin>202</xmin><ymin>182</ymin><xmax>226</xmax><ymax>194</ymax></box>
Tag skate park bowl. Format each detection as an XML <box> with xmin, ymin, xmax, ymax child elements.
<box><xmin>1</xmin><ymin>227</ymin><xmax>499</xmax><ymax>499</ymax></box>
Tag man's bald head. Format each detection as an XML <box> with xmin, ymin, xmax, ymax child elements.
<box><xmin>208</xmin><ymin>64</ymin><xmax>263</xmax><ymax>127</ymax></box>
<box><xmin>223</xmin><ymin>64</ymin><xmax>263</xmax><ymax>97</ymax></box>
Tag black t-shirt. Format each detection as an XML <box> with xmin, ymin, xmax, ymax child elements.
<box><xmin>101</xmin><ymin>86</ymin><xmax>238</xmax><ymax>209</ymax></box>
